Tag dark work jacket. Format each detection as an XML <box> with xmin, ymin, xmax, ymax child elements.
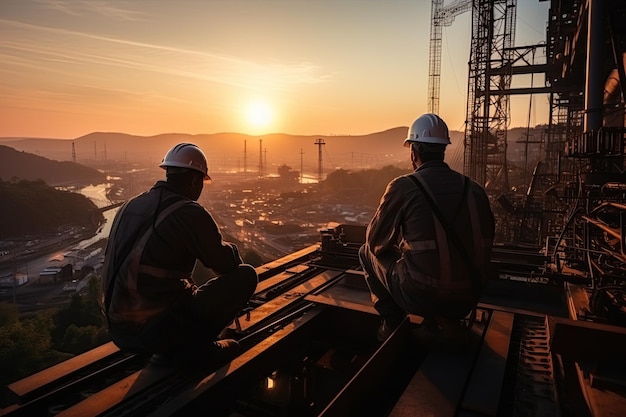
<box><xmin>366</xmin><ymin>161</ymin><xmax>495</xmax><ymax>305</ymax></box>
<box><xmin>102</xmin><ymin>181</ymin><xmax>242</xmax><ymax>335</ymax></box>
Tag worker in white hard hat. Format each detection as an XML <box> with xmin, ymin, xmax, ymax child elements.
<box><xmin>102</xmin><ymin>143</ymin><xmax>258</xmax><ymax>366</ymax></box>
<box><xmin>359</xmin><ymin>113</ymin><xmax>495</xmax><ymax>352</ymax></box>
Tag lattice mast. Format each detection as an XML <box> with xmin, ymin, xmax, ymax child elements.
<box><xmin>428</xmin><ymin>0</ymin><xmax>472</xmax><ymax>114</ymax></box>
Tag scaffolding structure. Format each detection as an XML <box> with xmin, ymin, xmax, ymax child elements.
<box><xmin>463</xmin><ymin>0</ymin><xmax>516</xmax><ymax>195</ymax></box>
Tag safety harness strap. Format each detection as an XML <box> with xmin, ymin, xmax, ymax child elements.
<box><xmin>407</xmin><ymin>173</ymin><xmax>482</xmax><ymax>298</ymax></box>
<box><xmin>125</xmin><ymin>199</ymin><xmax>189</xmax><ymax>292</ymax></box>
<box><xmin>103</xmin><ymin>197</ymin><xmax>190</xmax><ymax>324</ymax></box>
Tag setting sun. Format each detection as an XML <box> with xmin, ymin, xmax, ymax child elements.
<box><xmin>245</xmin><ymin>100</ymin><xmax>273</xmax><ymax>130</ymax></box>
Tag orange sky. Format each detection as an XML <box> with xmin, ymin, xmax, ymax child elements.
<box><xmin>1</xmin><ymin>1</ymin><xmax>550</xmax><ymax>139</ymax></box>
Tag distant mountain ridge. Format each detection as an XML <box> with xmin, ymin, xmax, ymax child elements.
<box><xmin>0</xmin><ymin>128</ymin><xmax>411</xmax><ymax>161</ymax></box>
<box><xmin>0</xmin><ymin>125</ymin><xmax>542</xmax><ymax>175</ymax></box>
<box><xmin>0</xmin><ymin>127</ymin><xmax>469</xmax><ymax>173</ymax></box>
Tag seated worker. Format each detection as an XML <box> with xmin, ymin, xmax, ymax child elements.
<box><xmin>359</xmin><ymin>113</ymin><xmax>495</xmax><ymax>352</ymax></box>
<box><xmin>101</xmin><ymin>143</ymin><xmax>258</xmax><ymax>365</ymax></box>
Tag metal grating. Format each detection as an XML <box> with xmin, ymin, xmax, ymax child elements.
<box><xmin>500</xmin><ymin>314</ymin><xmax>559</xmax><ymax>417</ymax></box>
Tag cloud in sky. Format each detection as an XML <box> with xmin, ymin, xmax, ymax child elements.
<box><xmin>36</xmin><ymin>0</ymin><xmax>146</xmax><ymax>21</ymax></box>
<box><xmin>1</xmin><ymin>18</ymin><xmax>329</xmax><ymax>88</ymax></box>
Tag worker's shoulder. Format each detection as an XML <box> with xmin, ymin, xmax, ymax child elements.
<box><xmin>166</xmin><ymin>197</ymin><xmax>204</xmax><ymax>212</ymax></box>
<box><xmin>389</xmin><ymin>173</ymin><xmax>418</xmax><ymax>189</ymax></box>
<box><xmin>161</xmin><ymin>199</ymin><xmax>212</xmax><ymax>227</ymax></box>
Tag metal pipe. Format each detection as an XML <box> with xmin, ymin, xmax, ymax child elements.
<box><xmin>584</xmin><ymin>0</ymin><xmax>606</xmax><ymax>132</ymax></box>
<box><xmin>589</xmin><ymin>201</ymin><xmax>626</xmax><ymax>214</ymax></box>
<box><xmin>581</xmin><ymin>215</ymin><xmax>620</xmax><ymax>240</ymax></box>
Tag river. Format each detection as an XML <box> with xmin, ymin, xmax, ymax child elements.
<box><xmin>0</xmin><ymin>183</ymin><xmax>122</xmax><ymax>300</ymax></box>
<box><xmin>75</xmin><ymin>183</ymin><xmax>119</xmax><ymax>250</ymax></box>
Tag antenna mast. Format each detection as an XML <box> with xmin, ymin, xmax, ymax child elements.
<box><xmin>428</xmin><ymin>0</ymin><xmax>471</xmax><ymax>114</ymax></box>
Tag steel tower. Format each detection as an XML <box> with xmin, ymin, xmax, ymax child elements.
<box><xmin>464</xmin><ymin>0</ymin><xmax>516</xmax><ymax>194</ymax></box>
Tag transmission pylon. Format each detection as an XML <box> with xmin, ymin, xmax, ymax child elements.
<box><xmin>300</xmin><ymin>148</ymin><xmax>304</xmax><ymax>183</ymax></box>
<box><xmin>314</xmin><ymin>138</ymin><xmax>325</xmax><ymax>182</ymax></box>
<box><xmin>258</xmin><ymin>139</ymin><xmax>263</xmax><ymax>177</ymax></box>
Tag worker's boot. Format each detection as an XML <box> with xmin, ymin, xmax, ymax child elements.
<box><xmin>411</xmin><ymin>316</ymin><xmax>470</xmax><ymax>353</ymax></box>
<box><xmin>150</xmin><ymin>338</ymin><xmax>241</xmax><ymax>367</ymax></box>
<box><xmin>376</xmin><ymin>315</ymin><xmax>406</xmax><ymax>342</ymax></box>
<box><xmin>206</xmin><ymin>338</ymin><xmax>241</xmax><ymax>365</ymax></box>
<box><xmin>376</xmin><ymin>320</ymin><xmax>394</xmax><ymax>341</ymax></box>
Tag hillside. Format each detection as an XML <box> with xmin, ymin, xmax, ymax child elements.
<box><xmin>0</xmin><ymin>145</ymin><xmax>106</xmax><ymax>186</ymax></box>
<box><xmin>0</xmin><ymin>179</ymin><xmax>103</xmax><ymax>239</ymax></box>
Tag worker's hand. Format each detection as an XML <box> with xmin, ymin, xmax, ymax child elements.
<box><xmin>229</xmin><ymin>242</ymin><xmax>244</xmax><ymax>264</ymax></box>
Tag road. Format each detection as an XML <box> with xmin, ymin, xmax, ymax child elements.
<box><xmin>0</xmin><ymin>237</ymin><xmax>105</xmax><ymax>314</ymax></box>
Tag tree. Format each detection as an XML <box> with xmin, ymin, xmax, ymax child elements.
<box><xmin>51</xmin><ymin>291</ymin><xmax>106</xmax><ymax>353</ymax></box>
<box><xmin>60</xmin><ymin>324</ymin><xmax>108</xmax><ymax>355</ymax></box>
<box><xmin>0</xmin><ymin>305</ymin><xmax>71</xmax><ymax>385</ymax></box>
<box><xmin>242</xmin><ymin>248</ymin><xmax>265</xmax><ymax>267</ymax></box>
<box><xmin>321</xmin><ymin>165</ymin><xmax>407</xmax><ymax>206</ymax></box>
<box><xmin>0</xmin><ymin>275</ymin><xmax>110</xmax><ymax>385</ymax></box>
<box><xmin>0</xmin><ymin>302</ymin><xmax>19</xmax><ymax>327</ymax></box>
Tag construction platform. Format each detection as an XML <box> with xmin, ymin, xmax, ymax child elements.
<box><xmin>1</xmin><ymin>224</ymin><xmax>625</xmax><ymax>417</ymax></box>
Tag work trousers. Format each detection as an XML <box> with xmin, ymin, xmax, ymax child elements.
<box><xmin>187</xmin><ymin>264</ymin><xmax>258</xmax><ymax>345</ymax></box>
<box><xmin>111</xmin><ymin>264</ymin><xmax>258</xmax><ymax>355</ymax></box>
<box><xmin>358</xmin><ymin>244</ymin><xmax>471</xmax><ymax>325</ymax></box>
<box><xmin>358</xmin><ymin>244</ymin><xmax>407</xmax><ymax>327</ymax></box>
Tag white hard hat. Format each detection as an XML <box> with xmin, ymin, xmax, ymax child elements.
<box><xmin>403</xmin><ymin>113</ymin><xmax>451</xmax><ymax>147</ymax></box>
<box><xmin>159</xmin><ymin>143</ymin><xmax>210</xmax><ymax>180</ymax></box>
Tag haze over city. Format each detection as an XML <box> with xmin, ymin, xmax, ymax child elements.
<box><xmin>2</xmin><ymin>0</ymin><xmax>550</xmax><ymax>139</ymax></box>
